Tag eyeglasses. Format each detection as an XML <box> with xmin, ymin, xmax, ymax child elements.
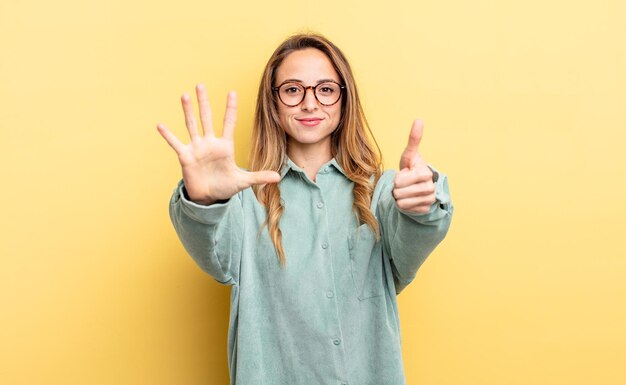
<box><xmin>272</xmin><ymin>81</ymin><xmax>345</xmax><ymax>107</ymax></box>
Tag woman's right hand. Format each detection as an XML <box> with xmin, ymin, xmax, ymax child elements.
<box><xmin>157</xmin><ymin>84</ymin><xmax>281</xmax><ymax>205</ymax></box>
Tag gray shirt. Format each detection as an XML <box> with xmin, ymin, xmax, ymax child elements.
<box><xmin>169</xmin><ymin>158</ymin><xmax>453</xmax><ymax>385</ymax></box>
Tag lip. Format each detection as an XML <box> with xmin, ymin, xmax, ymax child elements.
<box><xmin>296</xmin><ymin>117</ymin><xmax>323</xmax><ymax>127</ymax></box>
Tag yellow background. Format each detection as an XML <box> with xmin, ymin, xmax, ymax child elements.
<box><xmin>1</xmin><ymin>0</ymin><xmax>625</xmax><ymax>384</ymax></box>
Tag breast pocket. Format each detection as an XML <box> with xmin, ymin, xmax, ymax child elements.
<box><xmin>348</xmin><ymin>224</ymin><xmax>385</xmax><ymax>300</ymax></box>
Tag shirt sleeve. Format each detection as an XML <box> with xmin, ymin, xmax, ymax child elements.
<box><xmin>168</xmin><ymin>179</ymin><xmax>244</xmax><ymax>285</ymax></box>
<box><xmin>376</xmin><ymin>167</ymin><xmax>454</xmax><ymax>294</ymax></box>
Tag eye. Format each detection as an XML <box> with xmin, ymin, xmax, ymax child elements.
<box><xmin>281</xmin><ymin>83</ymin><xmax>303</xmax><ymax>95</ymax></box>
<box><xmin>317</xmin><ymin>83</ymin><xmax>338</xmax><ymax>96</ymax></box>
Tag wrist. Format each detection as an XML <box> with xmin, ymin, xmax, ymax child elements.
<box><xmin>182</xmin><ymin>186</ymin><xmax>217</xmax><ymax>206</ymax></box>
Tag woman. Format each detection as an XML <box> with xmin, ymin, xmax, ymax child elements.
<box><xmin>157</xmin><ymin>33</ymin><xmax>453</xmax><ymax>385</ymax></box>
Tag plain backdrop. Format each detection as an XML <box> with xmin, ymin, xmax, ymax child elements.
<box><xmin>1</xmin><ymin>0</ymin><xmax>625</xmax><ymax>384</ymax></box>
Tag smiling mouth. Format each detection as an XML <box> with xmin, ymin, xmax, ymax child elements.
<box><xmin>296</xmin><ymin>118</ymin><xmax>323</xmax><ymax>127</ymax></box>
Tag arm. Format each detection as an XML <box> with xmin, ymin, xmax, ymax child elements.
<box><xmin>378</xmin><ymin>168</ymin><xmax>453</xmax><ymax>293</ymax></box>
<box><xmin>157</xmin><ymin>84</ymin><xmax>280</xmax><ymax>283</ymax></box>
<box><xmin>379</xmin><ymin>119</ymin><xmax>454</xmax><ymax>293</ymax></box>
<box><xmin>169</xmin><ymin>180</ymin><xmax>244</xmax><ymax>285</ymax></box>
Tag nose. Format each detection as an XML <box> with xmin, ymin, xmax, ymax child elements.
<box><xmin>300</xmin><ymin>86</ymin><xmax>319</xmax><ymax>111</ymax></box>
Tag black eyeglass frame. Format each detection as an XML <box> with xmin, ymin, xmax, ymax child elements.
<box><xmin>272</xmin><ymin>80</ymin><xmax>346</xmax><ymax>107</ymax></box>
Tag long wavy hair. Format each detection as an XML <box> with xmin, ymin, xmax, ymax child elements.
<box><xmin>249</xmin><ymin>33</ymin><xmax>382</xmax><ymax>266</ymax></box>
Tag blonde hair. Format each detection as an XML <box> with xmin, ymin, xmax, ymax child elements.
<box><xmin>249</xmin><ymin>33</ymin><xmax>382</xmax><ymax>266</ymax></box>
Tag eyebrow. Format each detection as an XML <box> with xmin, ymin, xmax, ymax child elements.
<box><xmin>279</xmin><ymin>78</ymin><xmax>340</xmax><ymax>84</ymax></box>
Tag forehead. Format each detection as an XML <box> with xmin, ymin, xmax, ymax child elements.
<box><xmin>275</xmin><ymin>48</ymin><xmax>340</xmax><ymax>83</ymax></box>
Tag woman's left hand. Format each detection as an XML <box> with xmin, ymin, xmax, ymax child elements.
<box><xmin>393</xmin><ymin>119</ymin><xmax>437</xmax><ymax>214</ymax></box>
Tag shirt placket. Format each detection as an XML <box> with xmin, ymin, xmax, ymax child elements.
<box><xmin>316</xmin><ymin>166</ymin><xmax>351</xmax><ymax>385</ymax></box>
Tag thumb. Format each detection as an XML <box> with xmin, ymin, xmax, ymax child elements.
<box><xmin>245</xmin><ymin>170</ymin><xmax>281</xmax><ymax>186</ymax></box>
<box><xmin>399</xmin><ymin>119</ymin><xmax>424</xmax><ymax>169</ymax></box>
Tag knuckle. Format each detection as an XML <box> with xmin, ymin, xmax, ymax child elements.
<box><xmin>417</xmin><ymin>168</ymin><xmax>432</xmax><ymax>180</ymax></box>
<box><xmin>393</xmin><ymin>175</ymin><xmax>403</xmax><ymax>188</ymax></box>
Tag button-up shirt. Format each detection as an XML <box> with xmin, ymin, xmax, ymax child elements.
<box><xmin>169</xmin><ymin>158</ymin><xmax>453</xmax><ymax>385</ymax></box>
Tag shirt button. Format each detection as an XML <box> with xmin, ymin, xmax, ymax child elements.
<box><xmin>326</xmin><ymin>290</ymin><xmax>334</xmax><ymax>298</ymax></box>
<box><xmin>321</xmin><ymin>242</ymin><xmax>328</xmax><ymax>249</ymax></box>
<box><xmin>333</xmin><ymin>338</ymin><xmax>341</xmax><ymax>346</ymax></box>
<box><xmin>316</xmin><ymin>202</ymin><xmax>324</xmax><ymax>209</ymax></box>
<box><xmin>324</xmin><ymin>167</ymin><xmax>330</xmax><ymax>172</ymax></box>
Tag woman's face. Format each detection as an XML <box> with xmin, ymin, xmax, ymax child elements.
<box><xmin>274</xmin><ymin>48</ymin><xmax>342</xmax><ymax>155</ymax></box>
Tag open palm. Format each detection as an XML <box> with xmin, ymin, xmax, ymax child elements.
<box><xmin>157</xmin><ymin>84</ymin><xmax>280</xmax><ymax>205</ymax></box>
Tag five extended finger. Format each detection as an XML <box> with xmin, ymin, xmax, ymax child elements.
<box><xmin>156</xmin><ymin>123</ymin><xmax>185</xmax><ymax>154</ymax></box>
<box><xmin>181</xmin><ymin>93</ymin><xmax>200</xmax><ymax>138</ymax></box>
<box><xmin>196</xmin><ymin>83</ymin><xmax>214</xmax><ymax>137</ymax></box>
<box><xmin>222</xmin><ymin>91</ymin><xmax>237</xmax><ymax>140</ymax></box>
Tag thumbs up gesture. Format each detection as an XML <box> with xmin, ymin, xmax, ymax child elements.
<box><xmin>393</xmin><ymin>119</ymin><xmax>437</xmax><ymax>214</ymax></box>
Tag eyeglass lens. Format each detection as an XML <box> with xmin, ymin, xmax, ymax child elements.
<box><xmin>278</xmin><ymin>82</ymin><xmax>341</xmax><ymax>106</ymax></box>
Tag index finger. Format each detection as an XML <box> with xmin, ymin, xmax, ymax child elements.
<box><xmin>156</xmin><ymin>123</ymin><xmax>185</xmax><ymax>154</ymax></box>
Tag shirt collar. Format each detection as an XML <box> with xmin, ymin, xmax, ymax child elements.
<box><xmin>280</xmin><ymin>157</ymin><xmax>348</xmax><ymax>179</ymax></box>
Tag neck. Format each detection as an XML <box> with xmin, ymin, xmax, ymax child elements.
<box><xmin>287</xmin><ymin>140</ymin><xmax>332</xmax><ymax>182</ymax></box>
